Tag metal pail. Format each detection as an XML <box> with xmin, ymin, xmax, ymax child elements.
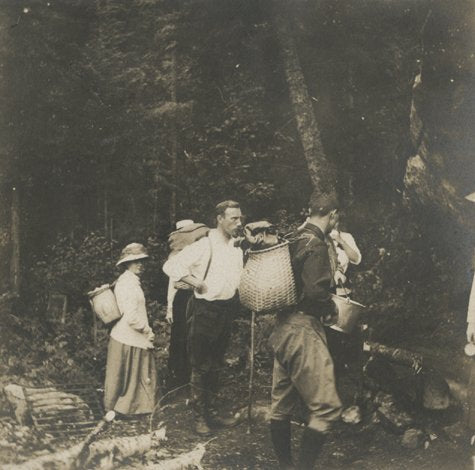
<box><xmin>331</xmin><ymin>294</ymin><xmax>366</xmax><ymax>334</ymax></box>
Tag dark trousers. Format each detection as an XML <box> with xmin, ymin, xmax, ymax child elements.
<box><xmin>324</xmin><ymin>326</ymin><xmax>351</xmax><ymax>381</ymax></box>
<box><xmin>167</xmin><ymin>289</ymin><xmax>193</xmax><ymax>388</ymax></box>
<box><xmin>186</xmin><ymin>296</ymin><xmax>235</xmax><ymax>416</ymax></box>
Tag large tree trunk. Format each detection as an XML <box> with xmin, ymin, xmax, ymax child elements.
<box><xmin>10</xmin><ymin>186</ymin><xmax>20</xmax><ymax>294</ymax></box>
<box><xmin>169</xmin><ymin>48</ymin><xmax>178</xmax><ymax>226</ymax></box>
<box><xmin>404</xmin><ymin>3</ymin><xmax>475</xmax><ymax>233</ymax></box>
<box><xmin>272</xmin><ymin>1</ymin><xmax>336</xmax><ymax>192</ymax></box>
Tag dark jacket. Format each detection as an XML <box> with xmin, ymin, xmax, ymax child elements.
<box><xmin>289</xmin><ymin>223</ymin><xmax>336</xmax><ymax>316</ymax></box>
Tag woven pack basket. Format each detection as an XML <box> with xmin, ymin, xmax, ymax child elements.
<box><xmin>88</xmin><ymin>284</ymin><xmax>121</xmax><ymax>325</ymax></box>
<box><xmin>239</xmin><ymin>240</ymin><xmax>297</xmax><ymax>313</ymax></box>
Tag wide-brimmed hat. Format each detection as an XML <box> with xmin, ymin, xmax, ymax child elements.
<box><xmin>465</xmin><ymin>192</ymin><xmax>475</xmax><ymax>203</ymax></box>
<box><xmin>116</xmin><ymin>243</ymin><xmax>149</xmax><ymax>266</ymax></box>
<box><xmin>176</xmin><ymin>219</ymin><xmax>194</xmax><ymax>230</ymax></box>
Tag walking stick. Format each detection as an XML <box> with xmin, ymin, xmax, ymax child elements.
<box><xmin>247</xmin><ymin>310</ymin><xmax>256</xmax><ymax>434</ymax></box>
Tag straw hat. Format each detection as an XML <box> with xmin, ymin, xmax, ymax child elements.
<box><xmin>116</xmin><ymin>243</ymin><xmax>149</xmax><ymax>266</ymax></box>
<box><xmin>465</xmin><ymin>192</ymin><xmax>475</xmax><ymax>203</ymax></box>
<box><xmin>176</xmin><ymin>219</ymin><xmax>194</xmax><ymax>230</ymax></box>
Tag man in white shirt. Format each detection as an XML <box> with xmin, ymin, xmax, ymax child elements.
<box><xmin>163</xmin><ymin>200</ymin><xmax>243</xmax><ymax>435</ymax></box>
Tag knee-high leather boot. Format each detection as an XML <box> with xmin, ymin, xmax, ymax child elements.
<box><xmin>270</xmin><ymin>419</ymin><xmax>294</xmax><ymax>469</ymax></box>
<box><xmin>297</xmin><ymin>427</ymin><xmax>326</xmax><ymax>470</ymax></box>
<box><xmin>207</xmin><ymin>369</ymin><xmax>237</xmax><ymax>428</ymax></box>
<box><xmin>190</xmin><ymin>370</ymin><xmax>212</xmax><ymax>435</ymax></box>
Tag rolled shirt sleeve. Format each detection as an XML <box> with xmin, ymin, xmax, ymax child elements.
<box><xmin>340</xmin><ymin>232</ymin><xmax>362</xmax><ymax>266</ymax></box>
<box><xmin>163</xmin><ymin>237</ymin><xmax>209</xmax><ymax>282</ymax></box>
<box><xmin>166</xmin><ymin>280</ymin><xmax>177</xmax><ymax>312</ymax></box>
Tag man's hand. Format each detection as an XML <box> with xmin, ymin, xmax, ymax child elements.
<box><xmin>334</xmin><ymin>270</ymin><xmax>347</xmax><ymax>286</ymax></box>
<box><xmin>329</xmin><ymin>229</ymin><xmax>343</xmax><ymax>245</ymax></box>
<box><xmin>166</xmin><ymin>308</ymin><xmax>173</xmax><ymax>325</ymax></box>
<box><xmin>195</xmin><ymin>281</ymin><xmax>208</xmax><ymax>295</ymax></box>
<box><xmin>146</xmin><ymin>330</ymin><xmax>155</xmax><ymax>343</ymax></box>
<box><xmin>467</xmin><ymin>322</ymin><xmax>475</xmax><ymax>343</ymax></box>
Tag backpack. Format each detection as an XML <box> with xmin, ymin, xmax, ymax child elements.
<box><xmin>168</xmin><ymin>223</ymin><xmax>211</xmax><ymax>290</ymax></box>
<box><xmin>88</xmin><ymin>282</ymin><xmax>121</xmax><ymax>325</ymax></box>
<box><xmin>168</xmin><ymin>223</ymin><xmax>210</xmax><ymax>257</ymax></box>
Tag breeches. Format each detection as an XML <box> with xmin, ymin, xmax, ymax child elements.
<box><xmin>269</xmin><ymin>312</ymin><xmax>342</xmax><ymax>433</ymax></box>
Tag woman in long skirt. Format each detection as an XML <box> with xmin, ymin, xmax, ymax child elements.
<box><xmin>104</xmin><ymin>243</ymin><xmax>157</xmax><ymax>415</ymax></box>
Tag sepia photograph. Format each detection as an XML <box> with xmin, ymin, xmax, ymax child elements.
<box><xmin>0</xmin><ymin>0</ymin><xmax>474</xmax><ymax>468</ymax></box>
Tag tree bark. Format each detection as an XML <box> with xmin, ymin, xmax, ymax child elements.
<box><xmin>169</xmin><ymin>48</ymin><xmax>178</xmax><ymax>226</ymax></box>
<box><xmin>272</xmin><ymin>1</ymin><xmax>336</xmax><ymax>192</ymax></box>
<box><xmin>10</xmin><ymin>186</ymin><xmax>20</xmax><ymax>294</ymax></box>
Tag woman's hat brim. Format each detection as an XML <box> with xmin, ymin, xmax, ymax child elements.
<box><xmin>116</xmin><ymin>253</ymin><xmax>149</xmax><ymax>266</ymax></box>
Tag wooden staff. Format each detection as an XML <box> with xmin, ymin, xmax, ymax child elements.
<box><xmin>247</xmin><ymin>310</ymin><xmax>256</xmax><ymax>433</ymax></box>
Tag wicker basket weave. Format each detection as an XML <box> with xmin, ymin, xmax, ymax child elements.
<box><xmin>239</xmin><ymin>240</ymin><xmax>297</xmax><ymax>313</ymax></box>
<box><xmin>87</xmin><ymin>284</ymin><xmax>121</xmax><ymax>324</ymax></box>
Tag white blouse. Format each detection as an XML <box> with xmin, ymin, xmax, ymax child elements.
<box><xmin>333</xmin><ymin>231</ymin><xmax>362</xmax><ymax>273</ymax></box>
<box><xmin>110</xmin><ymin>270</ymin><xmax>153</xmax><ymax>349</ymax></box>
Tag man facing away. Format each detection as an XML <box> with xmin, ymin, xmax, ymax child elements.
<box><xmin>166</xmin><ymin>219</ymin><xmax>209</xmax><ymax>390</ymax></box>
<box><xmin>269</xmin><ymin>191</ymin><xmax>342</xmax><ymax>470</ymax></box>
<box><xmin>163</xmin><ymin>200</ymin><xmax>243</xmax><ymax>435</ymax></box>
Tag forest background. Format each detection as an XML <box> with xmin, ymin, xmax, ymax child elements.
<box><xmin>0</xmin><ymin>0</ymin><xmax>474</xmax><ymax>390</ymax></box>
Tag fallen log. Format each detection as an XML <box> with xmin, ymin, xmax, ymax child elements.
<box><xmin>85</xmin><ymin>428</ymin><xmax>167</xmax><ymax>469</ymax></box>
<box><xmin>364</xmin><ymin>355</ymin><xmax>451</xmax><ymax>411</ymax></box>
<box><xmin>34</xmin><ymin>404</ymin><xmax>89</xmax><ymax>413</ymax></box>
<box><xmin>2</xmin><ymin>427</ymin><xmax>166</xmax><ymax>470</ymax></box>
<box><xmin>124</xmin><ymin>443</ymin><xmax>206</xmax><ymax>470</ymax></box>
<box><xmin>72</xmin><ymin>410</ymin><xmax>116</xmax><ymax>470</ymax></box>
<box><xmin>25</xmin><ymin>387</ymin><xmax>61</xmax><ymax>396</ymax></box>
<box><xmin>32</xmin><ymin>398</ymin><xmax>79</xmax><ymax>406</ymax></box>
<box><xmin>3</xmin><ymin>384</ymin><xmax>30</xmax><ymax>425</ymax></box>
<box><xmin>364</xmin><ymin>341</ymin><xmax>424</xmax><ymax>372</ymax></box>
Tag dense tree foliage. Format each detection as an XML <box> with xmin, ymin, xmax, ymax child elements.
<box><xmin>0</xmin><ymin>0</ymin><xmax>473</xmax><ymax>336</ymax></box>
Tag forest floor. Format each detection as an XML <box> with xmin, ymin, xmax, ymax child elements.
<box><xmin>0</xmin><ymin>359</ymin><xmax>473</xmax><ymax>470</ymax></box>
<box><xmin>0</xmin><ymin>307</ymin><xmax>473</xmax><ymax>469</ymax></box>
<box><xmin>156</xmin><ymin>366</ymin><xmax>473</xmax><ymax>470</ymax></box>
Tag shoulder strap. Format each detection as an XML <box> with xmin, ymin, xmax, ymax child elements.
<box><xmin>285</xmin><ymin>231</ymin><xmax>316</xmax><ymax>247</ymax></box>
<box><xmin>202</xmin><ymin>236</ymin><xmax>213</xmax><ymax>281</ymax></box>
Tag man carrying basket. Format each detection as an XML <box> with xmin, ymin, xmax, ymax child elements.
<box><xmin>163</xmin><ymin>200</ymin><xmax>243</xmax><ymax>435</ymax></box>
<box><xmin>269</xmin><ymin>191</ymin><xmax>342</xmax><ymax>470</ymax></box>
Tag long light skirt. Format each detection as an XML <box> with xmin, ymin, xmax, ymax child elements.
<box><xmin>104</xmin><ymin>338</ymin><xmax>157</xmax><ymax>415</ymax></box>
